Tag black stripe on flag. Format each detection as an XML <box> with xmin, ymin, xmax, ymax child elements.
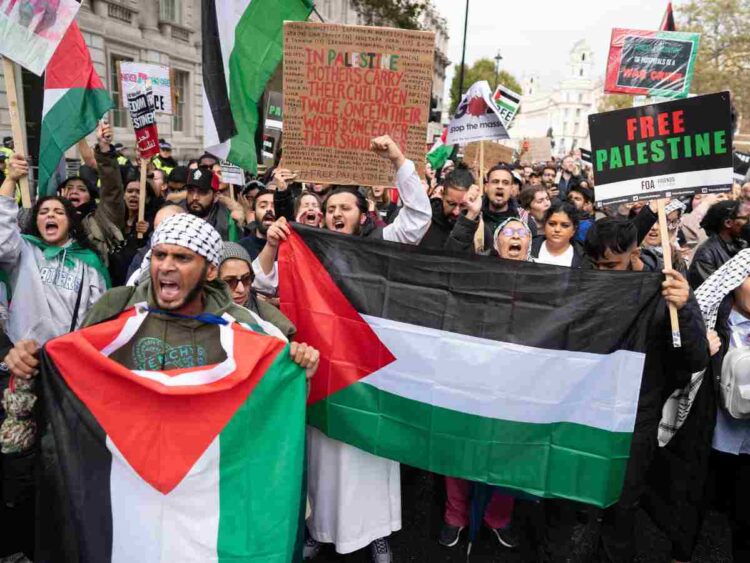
<box><xmin>581</xmin><ymin>148</ymin><xmax>592</xmax><ymax>164</ymax></box>
<box><xmin>201</xmin><ymin>0</ymin><xmax>237</xmax><ymax>143</ymax></box>
<box><xmin>294</xmin><ymin>226</ymin><xmax>662</xmax><ymax>354</ymax></box>
<box><xmin>500</xmin><ymin>88</ymin><xmax>521</xmax><ymax>105</ymax></box>
<box><xmin>36</xmin><ymin>350</ymin><xmax>113</xmax><ymax>563</ymax></box>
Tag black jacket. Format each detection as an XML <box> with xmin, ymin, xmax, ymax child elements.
<box><xmin>643</xmin><ymin>295</ymin><xmax>729</xmax><ymax>559</ymax></box>
<box><xmin>688</xmin><ymin>235</ymin><xmax>747</xmax><ymax>289</ymax></box>
<box><xmin>529</xmin><ymin>236</ymin><xmax>585</xmax><ymax>268</ymax></box>
<box><xmin>618</xmin><ymin>292</ymin><xmax>709</xmax><ymax>511</ymax></box>
<box><xmin>419</xmin><ymin>198</ymin><xmax>479</xmax><ymax>253</ymax></box>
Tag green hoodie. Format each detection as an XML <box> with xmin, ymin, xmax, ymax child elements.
<box><xmin>83</xmin><ymin>279</ymin><xmax>273</xmax><ymax>371</ymax></box>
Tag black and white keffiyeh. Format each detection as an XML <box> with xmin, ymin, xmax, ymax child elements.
<box><xmin>151</xmin><ymin>214</ymin><xmax>224</xmax><ymax>267</ymax></box>
<box><xmin>659</xmin><ymin>249</ymin><xmax>750</xmax><ymax>446</ymax></box>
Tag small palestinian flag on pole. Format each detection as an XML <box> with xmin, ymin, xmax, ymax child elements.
<box><xmin>280</xmin><ymin>227</ymin><xmax>663</xmax><ymax>507</ymax></box>
<box><xmin>492</xmin><ymin>84</ymin><xmax>522</xmax><ymax>128</ymax></box>
<box><xmin>660</xmin><ymin>2</ymin><xmax>676</xmax><ymax>32</ymax></box>
<box><xmin>201</xmin><ymin>0</ymin><xmax>312</xmax><ymax>172</ymax></box>
<box><xmin>426</xmin><ymin>126</ymin><xmax>452</xmax><ymax>171</ymax></box>
<box><xmin>36</xmin><ymin>305</ymin><xmax>307</xmax><ymax>562</ymax></box>
<box><xmin>38</xmin><ymin>21</ymin><xmax>113</xmax><ymax>196</ymax></box>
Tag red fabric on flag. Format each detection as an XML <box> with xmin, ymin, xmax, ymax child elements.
<box><xmin>278</xmin><ymin>228</ymin><xmax>396</xmax><ymax>405</ymax></box>
<box><xmin>45</xmin><ymin>311</ymin><xmax>288</xmax><ymax>494</ymax></box>
<box><xmin>660</xmin><ymin>2</ymin><xmax>676</xmax><ymax>32</ymax></box>
<box><xmin>44</xmin><ymin>21</ymin><xmax>105</xmax><ymax>90</ymax></box>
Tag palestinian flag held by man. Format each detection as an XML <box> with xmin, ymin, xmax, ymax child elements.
<box><xmin>279</xmin><ymin>227</ymin><xmax>663</xmax><ymax>508</ymax></box>
<box><xmin>38</xmin><ymin>21</ymin><xmax>113</xmax><ymax>196</ymax></box>
<box><xmin>35</xmin><ymin>305</ymin><xmax>306</xmax><ymax>562</ymax></box>
<box><xmin>201</xmin><ymin>0</ymin><xmax>312</xmax><ymax>172</ymax></box>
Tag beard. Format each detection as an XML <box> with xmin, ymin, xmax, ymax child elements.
<box><xmin>188</xmin><ymin>202</ymin><xmax>211</xmax><ymax>218</ymax></box>
<box><xmin>256</xmin><ymin>211</ymin><xmax>275</xmax><ymax>235</ymax></box>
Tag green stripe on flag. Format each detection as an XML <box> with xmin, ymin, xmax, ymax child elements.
<box><xmin>226</xmin><ymin>0</ymin><xmax>313</xmax><ymax>172</ymax></box>
<box><xmin>39</xmin><ymin>87</ymin><xmax>113</xmax><ymax>196</ymax></box>
<box><xmin>497</xmin><ymin>99</ymin><xmax>516</xmax><ymax>113</ymax></box>
<box><xmin>309</xmin><ymin>381</ymin><xmax>632</xmax><ymax>507</ymax></box>
<box><xmin>218</xmin><ymin>344</ymin><xmax>307</xmax><ymax>561</ymax></box>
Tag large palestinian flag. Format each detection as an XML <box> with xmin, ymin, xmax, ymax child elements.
<box><xmin>38</xmin><ymin>21</ymin><xmax>113</xmax><ymax>196</ymax></box>
<box><xmin>36</xmin><ymin>305</ymin><xmax>306</xmax><ymax>562</ymax></box>
<box><xmin>279</xmin><ymin>227</ymin><xmax>663</xmax><ymax>507</ymax></box>
<box><xmin>201</xmin><ymin>0</ymin><xmax>312</xmax><ymax>172</ymax></box>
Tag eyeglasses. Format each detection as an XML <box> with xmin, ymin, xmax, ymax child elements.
<box><xmin>222</xmin><ymin>274</ymin><xmax>252</xmax><ymax>290</ymax></box>
<box><xmin>500</xmin><ymin>227</ymin><xmax>529</xmax><ymax>237</ymax></box>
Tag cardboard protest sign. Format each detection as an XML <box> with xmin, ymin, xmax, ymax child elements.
<box><xmin>0</xmin><ymin>0</ymin><xmax>80</xmax><ymax>75</ymax></box>
<box><xmin>282</xmin><ymin>22</ymin><xmax>434</xmax><ymax>186</ymax></box>
<box><xmin>589</xmin><ymin>92</ymin><xmax>732</xmax><ymax>205</ymax></box>
<box><xmin>220</xmin><ymin>161</ymin><xmax>245</xmax><ymax>186</ymax></box>
<box><xmin>492</xmin><ymin>84</ymin><xmax>521</xmax><ymax>129</ymax></box>
<box><xmin>446</xmin><ymin>81</ymin><xmax>510</xmax><ymax>145</ymax></box>
<box><xmin>734</xmin><ymin>151</ymin><xmax>750</xmax><ymax>183</ymax></box>
<box><xmin>464</xmin><ymin>142</ymin><xmax>514</xmax><ymax>170</ymax></box>
<box><xmin>519</xmin><ymin>137</ymin><xmax>552</xmax><ymax>164</ymax></box>
<box><xmin>119</xmin><ymin>63</ymin><xmax>173</xmax><ymax>114</ymax></box>
<box><xmin>604</xmin><ymin>28</ymin><xmax>700</xmax><ymax>99</ymax></box>
<box><xmin>127</xmin><ymin>86</ymin><xmax>160</xmax><ymax>159</ymax></box>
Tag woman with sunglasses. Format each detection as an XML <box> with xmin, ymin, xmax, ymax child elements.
<box><xmin>218</xmin><ymin>242</ymin><xmax>295</xmax><ymax>339</ymax></box>
<box><xmin>530</xmin><ymin>201</ymin><xmax>584</xmax><ymax>268</ymax></box>
<box><xmin>641</xmin><ymin>199</ymin><xmax>689</xmax><ymax>275</ymax></box>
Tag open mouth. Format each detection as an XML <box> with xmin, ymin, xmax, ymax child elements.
<box><xmin>306</xmin><ymin>212</ymin><xmax>317</xmax><ymax>223</ymax></box>
<box><xmin>44</xmin><ymin>220</ymin><xmax>59</xmax><ymax>237</ymax></box>
<box><xmin>507</xmin><ymin>241</ymin><xmax>523</xmax><ymax>256</ymax></box>
<box><xmin>158</xmin><ymin>279</ymin><xmax>181</xmax><ymax>301</ymax></box>
<box><xmin>332</xmin><ymin>219</ymin><xmax>346</xmax><ymax>231</ymax></box>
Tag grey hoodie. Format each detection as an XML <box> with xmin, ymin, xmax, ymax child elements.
<box><xmin>0</xmin><ymin>196</ymin><xmax>108</xmax><ymax>344</ymax></box>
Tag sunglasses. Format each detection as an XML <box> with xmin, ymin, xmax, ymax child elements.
<box><xmin>222</xmin><ymin>274</ymin><xmax>253</xmax><ymax>290</ymax></box>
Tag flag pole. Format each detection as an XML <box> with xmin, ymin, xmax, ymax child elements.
<box><xmin>657</xmin><ymin>198</ymin><xmax>682</xmax><ymax>348</ymax></box>
<box><xmin>2</xmin><ymin>57</ymin><xmax>32</xmax><ymax>208</ymax></box>
<box><xmin>138</xmin><ymin>158</ymin><xmax>147</xmax><ymax>239</ymax></box>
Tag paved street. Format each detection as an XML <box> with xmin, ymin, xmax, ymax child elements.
<box><xmin>315</xmin><ymin>467</ymin><xmax>732</xmax><ymax>562</ymax></box>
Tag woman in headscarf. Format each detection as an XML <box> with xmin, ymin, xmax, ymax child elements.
<box><xmin>492</xmin><ymin>217</ymin><xmax>533</xmax><ymax>261</ymax></box>
<box><xmin>648</xmin><ymin>249</ymin><xmax>750</xmax><ymax>563</ymax></box>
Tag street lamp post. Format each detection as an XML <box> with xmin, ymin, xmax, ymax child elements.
<box><xmin>494</xmin><ymin>50</ymin><xmax>503</xmax><ymax>89</ymax></box>
<box><xmin>457</xmin><ymin>0</ymin><xmax>469</xmax><ymax>101</ymax></box>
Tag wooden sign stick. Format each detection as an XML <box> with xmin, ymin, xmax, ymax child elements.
<box><xmin>137</xmin><ymin>158</ymin><xmax>147</xmax><ymax>239</ymax></box>
<box><xmin>2</xmin><ymin>57</ymin><xmax>31</xmax><ymax>208</ymax></box>
<box><xmin>657</xmin><ymin>198</ymin><xmax>682</xmax><ymax>348</ymax></box>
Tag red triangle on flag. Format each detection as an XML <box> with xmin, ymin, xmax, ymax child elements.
<box><xmin>279</xmin><ymin>229</ymin><xmax>396</xmax><ymax>405</ymax></box>
<box><xmin>45</xmin><ymin>315</ymin><xmax>288</xmax><ymax>494</ymax></box>
<box><xmin>44</xmin><ymin>21</ymin><xmax>106</xmax><ymax>90</ymax></box>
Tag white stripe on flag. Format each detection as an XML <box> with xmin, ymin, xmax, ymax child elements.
<box><xmin>42</xmin><ymin>88</ymin><xmax>67</xmax><ymax>119</ymax></box>
<box><xmin>360</xmin><ymin>315</ymin><xmax>645</xmax><ymax>433</ymax></box>
<box><xmin>109</xmin><ymin>437</ymin><xmax>221</xmax><ymax>562</ymax></box>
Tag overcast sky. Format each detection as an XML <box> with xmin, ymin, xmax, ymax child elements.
<box><xmin>431</xmin><ymin>0</ymin><xmax>676</xmax><ymax>100</ymax></box>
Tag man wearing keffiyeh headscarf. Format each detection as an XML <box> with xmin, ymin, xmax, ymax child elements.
<box><xmin>6</xmin><ymin>213</ymin><xmax>320</xmax><ymax>383</ymax></box>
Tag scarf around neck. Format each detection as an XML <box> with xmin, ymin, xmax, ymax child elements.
<box><xmin>22</xmin><ymin>235</ymin><xmax>111</xmax><ymax>289</ymax></box>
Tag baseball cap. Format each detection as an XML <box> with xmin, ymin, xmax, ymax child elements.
<box><xmin>167</xmin><ymin>165</ymin><xmax>190</xmax><ymax>184</ymax></box>
<box><xmin>186</xmin><ymin>167</ymin><xmax>215</xmax><ymax>192</ymax></box>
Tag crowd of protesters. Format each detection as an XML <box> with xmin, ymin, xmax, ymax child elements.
<box><xmin>0</xmin><ymin>124</ymin><xmax>750</xmax><ymax>563</ymax></box>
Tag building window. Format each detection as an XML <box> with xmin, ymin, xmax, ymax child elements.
<box><xmin>579</xmin><ymin>67</ymin><xmax>584</xmax><ymax>77</ymax></box>
<box><xmin>159</xmin><ymin>0</ymin><xmax>181</xmax><ymax>24</ymax></box>
<box><xmin>581</xmin><ymin>53</ymin><xmax>586</xmax><ymax>62</ymax></box>
<box><xmin>172</xmin><ymin>70</ymin><xmax>189</xmax><ymax>133</ymax></box>
<box><xmin>110</xmin><ymin>54</ymin><xmax>133</xmax><ymax>128</ymax></box>
<box><xmin>575</xmin><ymin>108</ymin><xmax>581</xmax><ymax>118</ymax></box>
